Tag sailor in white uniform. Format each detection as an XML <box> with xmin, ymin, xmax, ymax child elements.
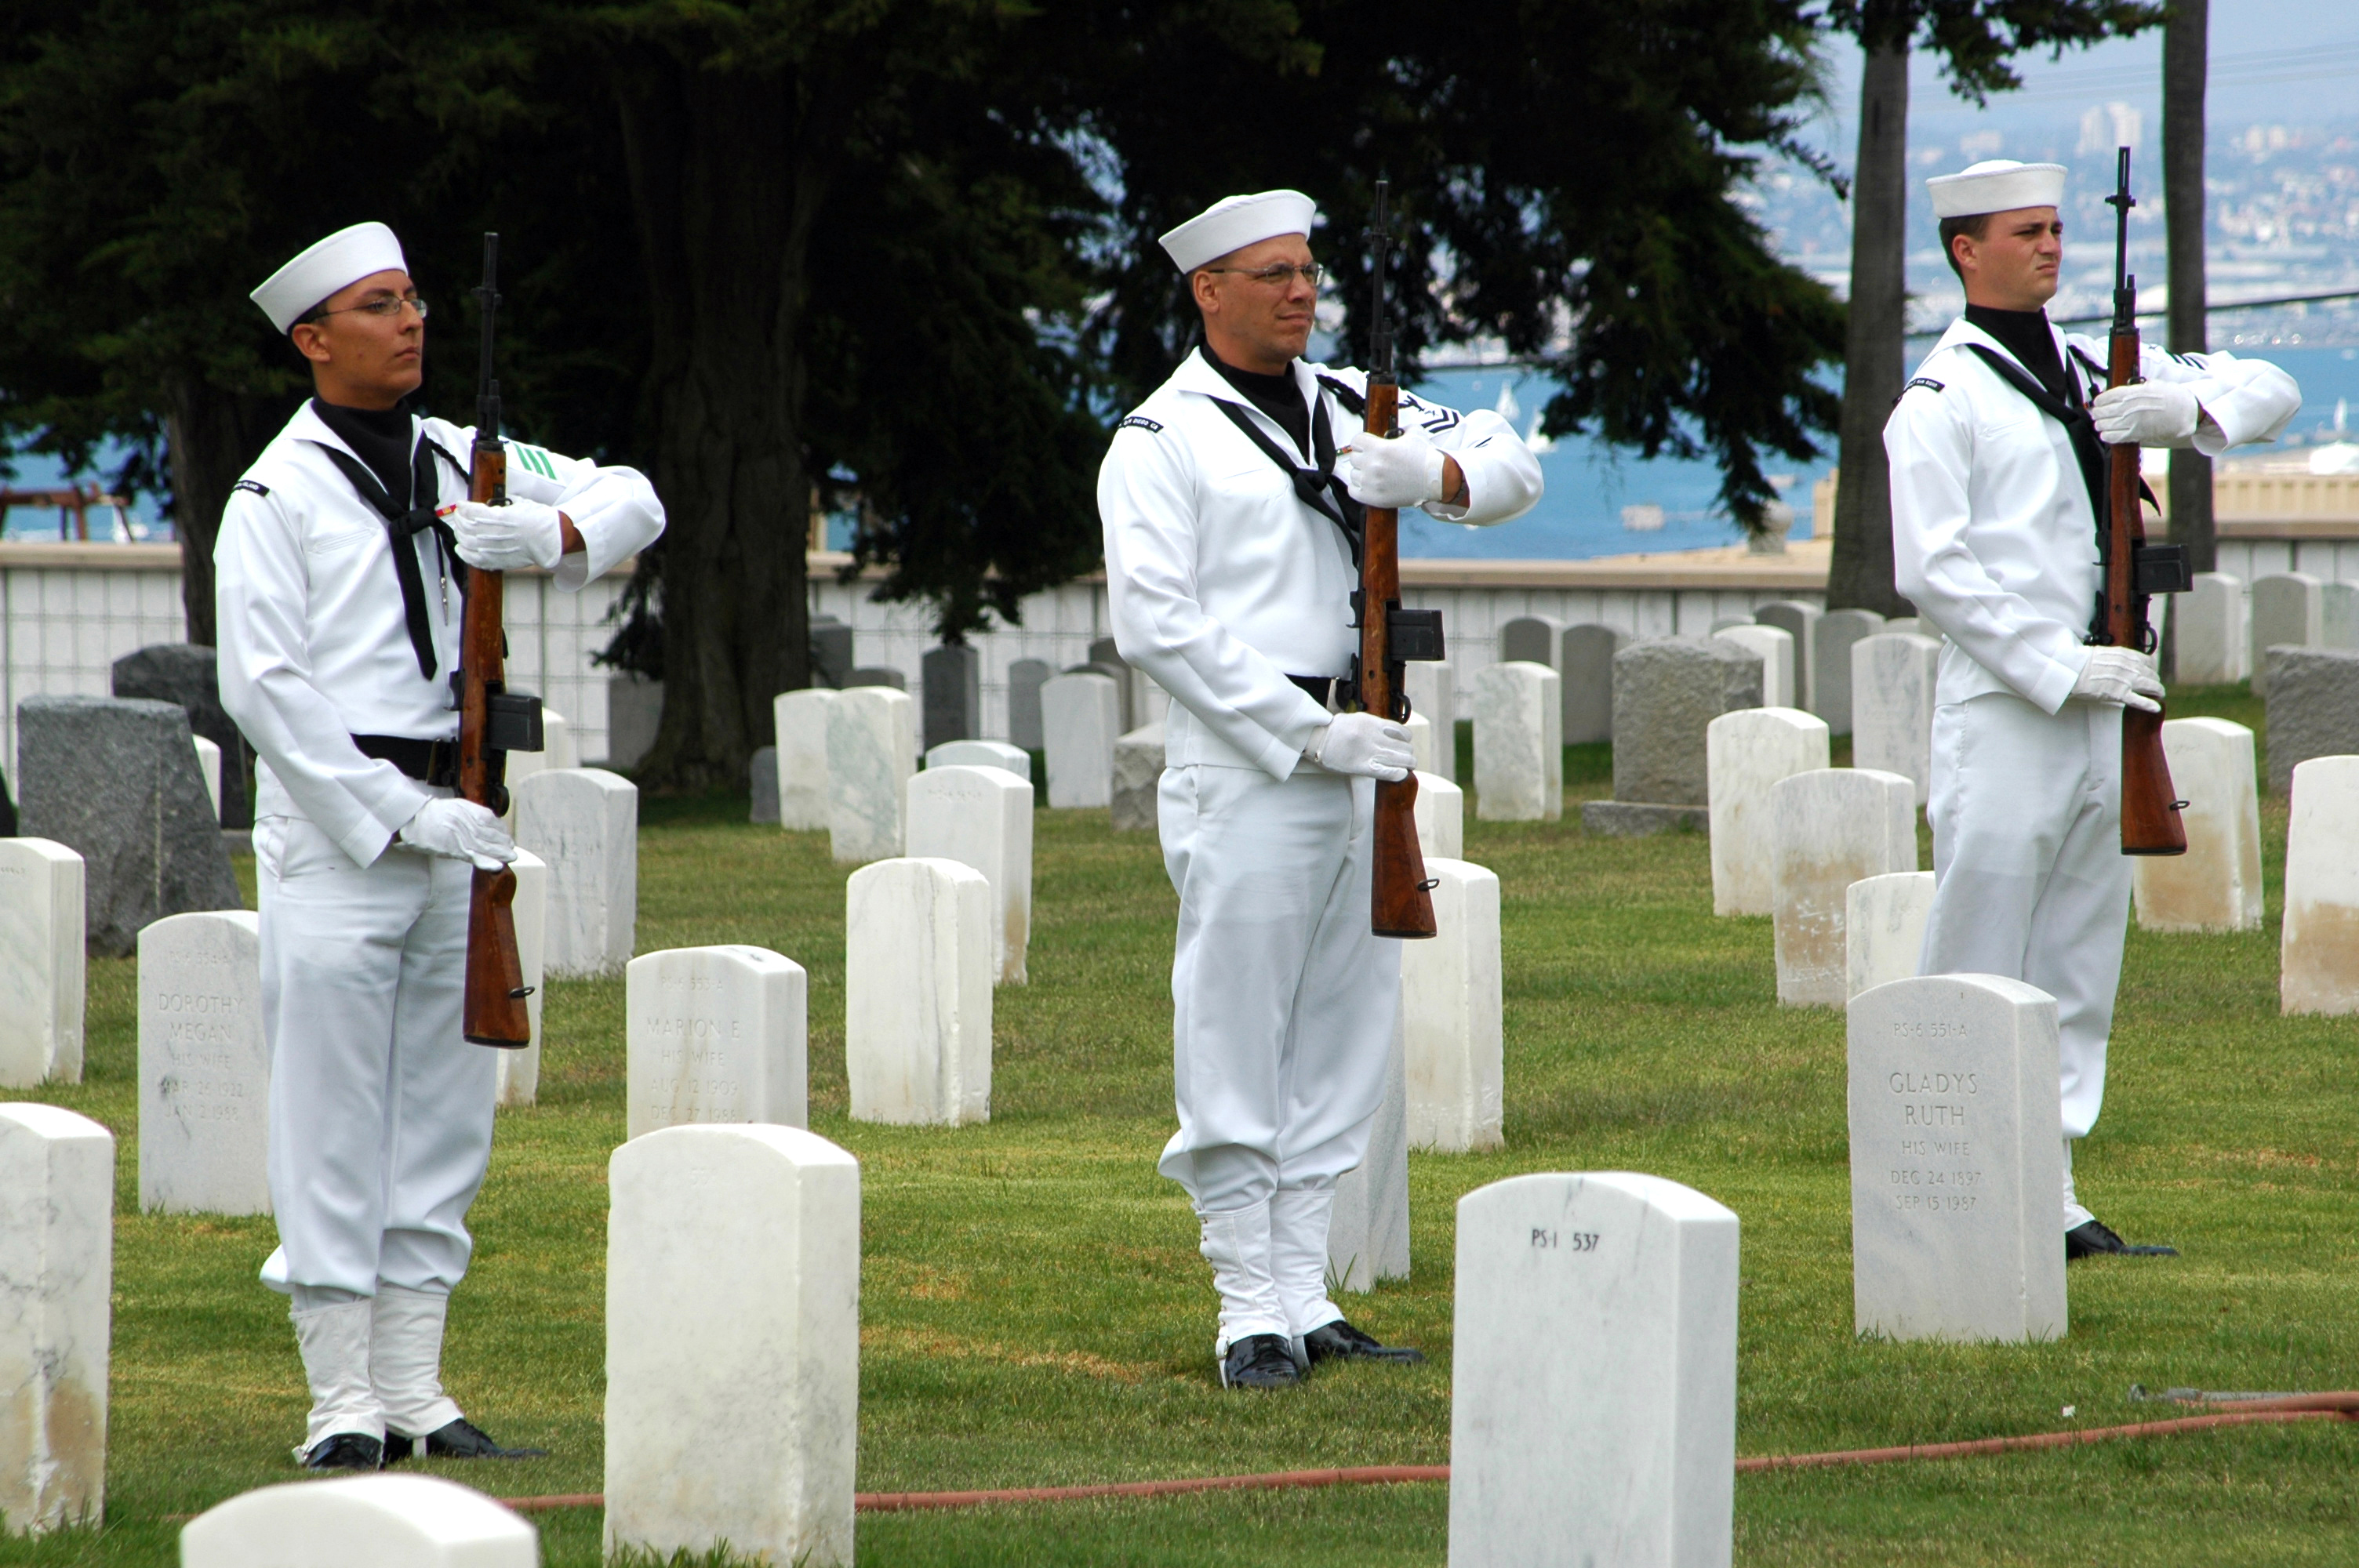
<box><xmin>1100</xmin><ymin>191</ymin><xmax>1541</xmax><ymax>1388</ymax></box>
<box><xmin>1885</xmin><ymin>161</ymin><xmax>2298</xmax><ymax>1258</ymax></box>
<box><xmin>219</xmin><ymin>223</ymin><xmax>664</xmax><ymax>1467</ymax></box>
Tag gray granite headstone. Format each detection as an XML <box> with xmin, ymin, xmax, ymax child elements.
<box><xmin>749</xmin><ymin>746</ymin><xmax>780</xmax><ymax>823</ymax></box>
<box><xmin>845</xmin><ymin>667</ymin><xmax>906</xmax><ymax>691</ymax></box>
<box><xmin>1498</xmin><ymin>615</ymin><xmax>1566</xmax><ymax>672</ymax></box>
<box><xmin>1811</xmin><ymin>609</ymin><xmax>1885</xmax><ymax>736</ymax></box>
<box><xmin>607</xmin><ymin>675</ymin><xmax>665</xmax><ymax>768</ymax></box>
<box><xmin>111</xmin><ymin>644</ymin><xmax>253</xmax><ymax>829</ymax></box>
<box><xmin>1754</xmin><ymin>601</ymin><xmax>1821</xmax><ymax>713</ymax></box>
<box><xmin>1561</xmin><ymin>624</ymin><xmax>1625</xmax><ymax>745</ymax></box>
<box><xmin>1583</xmin><ymin>640</ymin><xmax>1761</xmax><ymax>837</ymax></box>
<box><xmin>2321</xmin><ymin>582</ymin><xmax>2359</xmax><ymax>652</ymax></box>
<box><xmin>1086</xmin><ymin>638</ymin><xmax>1136</xmax><ymax>731</ymax></box>
<box><xmin>2263</xmin><ymin>646</ymin><xmax>2359</xmax><ymax>796</ymax></box>
<box><xmin>921</xmin><ymin>644</ymin><xmax>982</xmax><ymax>752</ymax></box>
<box><xmin>809</xmin><ymin>615</ymin><xmax>854</xmax><ymax>688</ymax></box>
<box><xmin>16</xmin><ymin>696</ymin><xmax>241</xmax><ymax>957</ymax></box>
<box><xmin>1007</xmin><ymin>659</ymin><xmax>1051</xmax><ymax>753</ymax></box>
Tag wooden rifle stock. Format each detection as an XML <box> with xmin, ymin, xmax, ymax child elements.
<box><xmin>460</xmin><ymin>234</ymin><xmax>535</xmax><ymax>1046</ymax></box>
<box><xmin>2099</xmin><ymin>151</ymin><xmax>2187</xmax><ymax>857</ymax></box>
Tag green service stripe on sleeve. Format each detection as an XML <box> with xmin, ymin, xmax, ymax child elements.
<box><xmin>507</xmin><ymin>442</ymin><xmax>557</xmax><ymax>479</ymax></box>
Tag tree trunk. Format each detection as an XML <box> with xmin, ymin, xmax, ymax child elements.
<box><xmin>164</xmin><ymin>377</ymin><xmax>285</xmax><ymax>647</ymax></box>
<box><xmin>1824</xmin><ymin>32</ymin><xmax>1914</xmax><ymax>617</ymax></box>
<box><xmin>2164</xmin><ymin>0</ymin><xmax>2212</xmax><ymax>599</ymax></box>
<box><xmin>615</xmin><ymin>66</ymin><xmax>826</xmax><ymax>792</ymax></box>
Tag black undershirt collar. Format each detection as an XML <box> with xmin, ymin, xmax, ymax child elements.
<box><xmin>1201</xmin><ymin>344</ymin><xmax>1312</xmax><ymax>459</ymax></box>
<box><xmin>311</xmin><ymin>397</ymin><xmax>418</xmax><ymax>507</ymax></box>
<box><xmin>1964</xmin><ymin>304</ymin><xmax>2072</xmax><ymax>405</ymax></box>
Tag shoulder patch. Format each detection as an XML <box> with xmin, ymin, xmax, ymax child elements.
<box><xmin>233</xmin><ymin>478</ymin><xmax>270</xmax><ymax>497</ymax></box>
<box><xmin>1905</xmin><ymin>377</ymin><xmax>1946</xmax><ymax>395</ymax></box>
<box><xmin>1117</xmin><ymin>416</ymin><xmax>1164</xmax><ymax>434</ymax></box>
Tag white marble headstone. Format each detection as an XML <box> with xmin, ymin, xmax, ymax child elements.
<box><xmin>773</xmin><ymin>688</ymin><xmax>838</xmax><ymax>832</ymax></box>
<box><xmin>826</xmin><ymin>687</ymin><xmax>916</xmax><ymax>863</ymax></box>
<box><xmin>2175</xmin><ymin>573</ymin><xmax>2246</xmax><ymax>684</ymax></box>
<box><xmin>0</xmin><ymin>1104</ymin><xmax>112</xmax><ymax>1537</ymax></box>
<box><xmin>626</xmin><ymin>945</ymin><xmax>809</xmax><ymax>1139</ymax></box>
<box><xmin>1472</xmin><ymin>661</ymin><xmax>1561</xmax><ymax>822</ymax></box>
<box><xmin>606</xmin><ymin>1124</ymin><xmax>858</xmax><ymax>1568</ymax></box>
<box><xmin>1041</xmin><ymin>673</ymin><xmax>1119</xmax><ymax>808</ymax></box>
<box><xmin>1770</xmin><ymin>768</ymin><xmax>1917</xmax><ymax>1007</ymax></box>
<box><xmin>1405</xmin><ymin>659</ymin><xmax>1456</xmax><ymax>781</ymax></box>
<box><xmin>493</xmin><ymin>848</ymin><xmax>547</xmax><ymax>1109</ymax></box>
<box><xmin>192</xmin><ymin>735</ymin><xmax>222</xmax><ymax>822</ymax></box>
<box><xmin>513</xmin><ymin>767</ymin><xmax>638</xmax><ymax>978</ymax></box>
<box><xmin>2282</xmin><ymin>755</ymin><xmax>2359</xmax><ymax>1015</ymax></box>
<box><xmin>1811</xmin><ymin>608</ymin><xmax>1885</xmax><ymax>735</ymax></box>
<box><xmin>845</xmin><ymin>858</ymin><xmax>993</xmax><ymax>1125</ymax></box>
<box><xmin>1712</xmin><ymin>623</ymin><xmax>1794</xmax><ymax>709</ymax></box>
<box><xmin>1705</xmin><ymin>708</ymin><xmax>1829</xmax><ymax>918</ymax></box>
<box><xmin>180</xmin><ymin>1474</ymin><xmax>537</xmax><ymax>1566</ymax></box>
<box><xmin>2132</xmin><ymin>718</ymin><xmax>2263</xmax><ymax>934</ymax></box>
<box><xmin>1329</xmin><ymin>1008</ymin><xmax>1410</xmax><ymax>1292</ymax></box>
<box><xmin>2250</xmin><ymin>572</ymin><xmax>2323</xmax><ymax>695</ymax></box>
<box><xmin>1413</xmin><ymin>771</ymin><xmax>1463</xmax><ymax>859</ymax></box>
<box><xmin>1850</xmin><ymin>633</ymin><xmax>1940</xmax><ymax>804</ymax></box>
<box><xmin>1403</xmin><ymin>858</ymin><xmax>1503</xmax><ymax>1154</ymax></box>
<box><xmin>499</xmin><ymin>707</ymin><xmax>576</xmax><ymax>828</ymax></box>
<box><xmin>1448</xmin><ymin>1171</ymin><xmax>1737</xmax><ymax>1568</ymax></box>
<box><xmin>1845</xmin><ymin>870</ymin><xmax>1933</xmax><ymax>1001</ymax></box>
<box><xmin>905</xmin><ymin>764</ymin><xmax>1034</xmax><ymax>985</ymax></box>
<box><xmin>1847</xmin><ymin>973</ymin><xmax>2066</xmax><ymax>1342</ymax></box>
<box><xmin>925</xmin><ymin>739</ymin><xmax>1030</xmax><ymax>778</ymax></box>
<box><xmin>137</xmin><ymin>910</ymin><xmax>268</xmax><ymax>1214</ymax></box>
<box><xmin>1404</xmin><ymin>713</ymin><xmax>1435</xmax><ymax>775</ymax></box>
<box><xmin>0</xmin><ymin>839</ymin><xmax>85</xmax><ymax>1088</ymax></box>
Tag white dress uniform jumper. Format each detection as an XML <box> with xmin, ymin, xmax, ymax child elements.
<box><xmin>220</xmin><ymin>227</ymin><xmax>663</xmax><ymax>1458</ymax></box>
<box><xmin>1100</xmin><ymin>345</ymin><xmax>1539</xmax><ymax>1360</ymax></box>
<box><xmin>1886</xmin><ymin>217</ymin><xmax>2296</xmax><ymax>1229</ymax></box>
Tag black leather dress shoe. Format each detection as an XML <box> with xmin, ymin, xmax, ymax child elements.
<box><xmin>1303</xmin><ymin>1319</ymin><xmax>1427</xmax><ymax>1366</ymax></box>
<box><xmin>2066</xmin><ymin>1219</ymin><xmax>2178</xmax><ymax>1259</ymax></box>
<box><xmin>1220</xmin><ymin>1334</ymin><xmax>1303</xmax><ymax>1390</ymax></box>
<box><xmin>383</xmin><ymin>1417</ymin><xmax>550</xmax><ymax>1461</ymax></box>
<box><xmin>301</xmin><ymin>1432</ymin><xmax>383</xmax><ymax>1471</ymax></box>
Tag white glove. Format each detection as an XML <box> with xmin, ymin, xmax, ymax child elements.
<box><xmin>1307</xmin><ymin>712</ymin><xmax>1413</xmax><ymax>780</ymax></box>
<box><xmin>2071</xmin><ymin>648</ymin><xmax>2164</xmax><ymax>713</ymax></box>
<box><xmin>397</xmin><ymin>797</ymin><xmax>518</xmax><ymax>872</ymax></box>
<box><xmin>1337</xmin><ymin>426</ymin><xmax>1448</xmax><ymax>509</ymax></box>
<box><xmin>443</xmin><ymin>498</ymin><xmax>565</xmax><ymax>571</ymax></box>
<box><xmin>2090</xmin><ymin>381</ymin><xmax>2200</xmax><ymax>447</ymax></box>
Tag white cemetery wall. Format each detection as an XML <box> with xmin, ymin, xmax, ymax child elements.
<box><xmin>0</xmin><ymin>1104</ymin><xmax>111</xmax><ymax>1537</ymax></box>
<box><xmin>1850</xmin><ymin>633</ymin><xmax>1940</xmax><ymax>805</ymax></box>
<box><xmin>137</xmin><ymin>909</ymin><xmax>268</xmax><ymax>1214</ymax></box>
<box><xmin>825</xmin><ymin>687</ymin><xmax>916</xmax><ymax>864</ymax></box>
<box><xmin>2282</xmin><ymin>755</ymin><xmax>2359</xmax><ymax>1015</ymax></box>
<box><xmin>1414</xmin><ymin>771</ymin><xmax>1464</xmax><ymax>859</ymax></box>
<box><xmin>1771</xmin><ymin>768</ymin><xmax>1917</xmax><ymax>1007</ymax></box>
<box><xmin>626</xmin><ymin>946</ymin><xmax>809</xmax><ymax>1139</ymax></box>
<box><xmin>0</xmin><ymin>839</ymin><xmax>84</xmax><ymax>1088</ymax></box>
<box><xmin>1403</xmin><ymin>858</ymin><xmax>1503</xmax><ymax>1154</ymax></box>
<box><xmin>493</xmin><ymin>849</ymin><xmax>547</xmax><ymax>1109</ymax></box>
<box><xmin>1448</xmin><ymin>1171</ymin><xmax>1738</xmax><ymax>1568</ymax></box>
<box><xmin>925</xmin><ymin>739</ymin><xmax>1031</xmax><ymax>778</ymax></box>
<box><xmin>774</xmin><ymin>689</ymin><xmax>838</xmax><ymax>831</ymax></box>
<box><xmin>180</xmin><ymin>1475</ymin><xmax>537</xmax><ymax>1568</ymax></box>
<box><xmin>1705</xmin><ymin>709</ymin><xmax>1829</xmax><ymax>918</ymax></box>
<box><xmin>905</xmin><ymin>764</ymin><xmax>1034</xmax><ymax>985</ymax></box>
<box><xmin>1472</xmin><ymin>661</ymin><xmax>1561</xmax><ymax>822</ymax></box>
<box><xmin>1041</xmin><ymin>673</ymin><xmax>1119</xmax><ymax>808</ymax></box>
<box><xmin>845</xmin><ymin>858</ymin><xmax>994</xmax><ymax>1124</ymax></box>
<box><xmin>1713</xmin><ymin>624</ymin><xmax>1794</xmax><ymax>709</ymax></box>
<box><xmin>2324</xmin><ymin>580</ymin><xmax>2359</xmax><ymax>650</ymax></box>
<box><xmin>2132</xmin><ymin>718</ymin><xmax>2263</xmax><ymax>934</ymax></box>
<box><xmin>2175</xmin><ymin>573</ymin><xmax>2247</xmax><ymax>684</ymax></box>
<box><xmin>606</xmin><ymin>1124</ymin><xmax>858</xmax><ymax>1568</ymax></box>
<box><xmin>2249</xmin><ymin>572</ymin><xmax>2323</xmax><ymax>695</ymax></box>
<box><xmin>1847</xmin><ymin>973</ymin><xmax>2066</xmax><ymax>1342</ymax></box>
<box><xmin>1405</xmin><ymin>659</ymin><xmax>1456</xmax><ymax>781</ymax></box>
<box><xmin>1845</xmin><ymin>870</ymin><xmax>1934</xmax><ymax>1002</ymax></box>
<box><xmin>513</xmin><ymin>768</ymin><xmax>639</xmax><ymax>978</ymax></box>
<box><xmin>1329</xmin><ymin>1011</ymin><xmax>1410</xmax><ymax>1291</ymax></box>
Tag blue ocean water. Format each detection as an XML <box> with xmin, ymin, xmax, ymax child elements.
<box><xmin>11</xmin><ymin>346</ymin><xmax>2358</xmax><ymax>550</ymax></box>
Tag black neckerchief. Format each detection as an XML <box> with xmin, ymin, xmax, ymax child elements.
<box><xmin>1204</xmin><ymin>343</ymin><xmax>1313</xmax><ymax>457</ymax></box>
<box><xmin>304</xmin><ymin>419</ymin><xmax>470</xmax><ymax>680</ymax></box>
<box><xmin>1965</xmin><ymin>305</ymin><xmax>2071</xmax><ymax>403</ymax></box>
<box><xmin>1958</xmin><ymin>339</ymin><xmax>2110</xmax><ymax>533</ymax></box>
<box><xmin>1206</xmin><ymin>383</ymin><xmax>1365</xmax><ymax>565</ymax></box>
<box><xmin>311</xmin><ymin>397</ymin><xmax>416</xmax><ymax>501</ymax></box>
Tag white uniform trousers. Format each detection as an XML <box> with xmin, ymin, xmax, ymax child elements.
<box><xmin>1156</xmin><ymin>764</ymin><xmax>1401</xmax><ymax>1210</ymax></box>
<box><xmin>1921</xmin><ymin>692</ymin><xmax>2132</xmax><ymax>1164</ymax></box>
<box><xmin>256</xmin><ymin>809</ymin><xmax>497</xmax><ymax>1298</ymax></box>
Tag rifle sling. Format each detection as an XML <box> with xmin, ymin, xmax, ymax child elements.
<box><xmin>306</xmin><ymin>437</ymin><xmax>471</xmax><ymax>680</ymax></box>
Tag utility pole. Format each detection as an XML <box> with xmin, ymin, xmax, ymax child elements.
<box><xmin>2164</xmin><ymin>0</ymin><xmax>2211</xmax><ymax>597</ymax></box>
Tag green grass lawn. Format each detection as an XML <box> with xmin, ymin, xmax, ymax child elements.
<box><xmin>9</xmin><ymin>681</ymin><xmax>2358</xmax><ymax>1565</ymax></box>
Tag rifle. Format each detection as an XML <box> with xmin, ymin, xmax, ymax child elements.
<box><xmin>1350</xmin><ymin>179</ymin><xmax>1443</xmax><ymax>938</ymax></box>
<box><xmin>2095</xmin><ymin>149</ymin><xmax>2190</xmax><ymax>857</ymax></box>
<box><xmin>457</xmin><ymin>232</ymin><xmax>543</xmax><ymax>1044</ymax></box>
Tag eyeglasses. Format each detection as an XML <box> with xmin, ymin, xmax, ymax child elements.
<box><xmin>307</xmin><ymin>295</ymin><xmax>429</xmax><ymax>324</ymax></box>
<box><xmin>1201</xmin><ymin>263</ymin><xmax>1322</xmax><ymax>288</ymax></box>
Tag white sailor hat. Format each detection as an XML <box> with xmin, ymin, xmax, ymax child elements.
<box><xmin>1927</xmin><ymin>159</ymin><xmax>2067</xmax><ymax>220</ymax></box>
<box><xmin>1158</xmin><ymin>190</ymin><xmax>1319</xmax><ymax>274</ymax></box>
<box><xmin>249</xmin><ymin>222</ymin><xmax>409</xmax><ymax>334</ymax></box>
